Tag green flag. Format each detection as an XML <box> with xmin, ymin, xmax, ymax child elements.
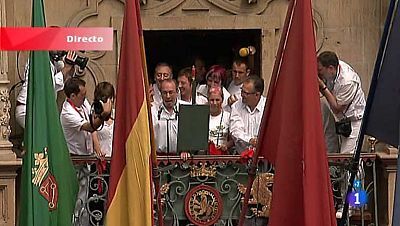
<box><xmin>19</xmin><ymin>0</ymin><xmax>78</xmax><ymax>225</ymax></box>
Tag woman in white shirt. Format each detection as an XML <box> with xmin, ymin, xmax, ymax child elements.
<box><xmin>208</xmin><ymin>87</ymin><xmax>233</xmax><ymax>154</ymax></box>
<box><xmin>93</xmin><ymin>82</ymin><xmax>115</xmax><ymax>157</ymax></box>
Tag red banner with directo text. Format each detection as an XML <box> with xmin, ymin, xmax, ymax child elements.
<box><xmin>0</xmin><ymin>27</ymin><xmax>113</xmax><ymax>50</ymax></box>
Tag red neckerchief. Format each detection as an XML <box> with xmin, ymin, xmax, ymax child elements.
<box><xmin>67</xmin><ymin>98</ymin><xmax>85</xmax><ymax>119</ymax></box>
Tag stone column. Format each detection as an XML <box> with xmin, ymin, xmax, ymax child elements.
<box><xmin>0</xmin><ymin>0</ymin><xmax>22</xmax><ymax>225</ymax></box>
<box><xmin>377</xmin><ymin>147</ymin><xmax>398</xmax><ymax>226</ymax></box>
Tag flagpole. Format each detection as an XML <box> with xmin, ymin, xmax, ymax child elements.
<box><xmin>339</xmin><ymin>0</ymin><xmax>398</xmax><ymax>225</ymax></box>
<box><xmin>237</xmin><ymin>0</ymin><xmax>296</xmax><ymax>225</ymax></box>
<box><xmin>140</xmin><ymin>50</ymin><xmax>165</xmax><ymax>226</ymax></box>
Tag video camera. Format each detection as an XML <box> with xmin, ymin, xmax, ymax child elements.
<box><xmin>49</xmin><ymin>51</ymin><xmax>89</xmax><ymax>70</ymax></box>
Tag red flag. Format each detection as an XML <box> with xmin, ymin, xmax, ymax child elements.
<box><xmin>257</xmin><ymin>0</ymin><xmax>336</xmax><ymax>225</ymax></box>
<box><xmin>106</xmin><ymin>0</ymin><xmax>153</xmax><ymax>225</ymax></box>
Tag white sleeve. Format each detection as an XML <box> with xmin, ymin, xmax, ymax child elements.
<box><xmin>16</xmin><ymin>62</ymin><xmax>30</xmax><ymax>104</ymax></box>
<box><xmin>336</xmin><ymin>82</ymin><xmax>358</xmax><ymax>106</ymax></box>
<box><xmin>53</xmin><ymin>71</ymin><xmax>65</xmax><ymax>92</ymax></box>
<box><xmin>60</xmin><ymin>108</ymin><xmax>87</xmax><ymax>132</ymax></box>
<box><xmin>229</xmin><ymin>105</ymin><xmax>251</xmax><ymax>143</ymax></box>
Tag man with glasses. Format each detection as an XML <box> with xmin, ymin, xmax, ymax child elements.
<box><xmin>152</xmin><ymin>62</ymin><xmax>173</xmax><ymax>107</ymax></box>
<box><xmin>151</xmin><ymin>79</ymin><xmax>190</xmax><ymax>156</ymax></box>
<box><xmin>230</xmin><ymin>75</ymin><xmax>266</xmax><ymax>152</ymax></box>
<box><xmin>227</xmin><ymin>58</ymin><xmax>251</xmax><ymax>106</ymax></box>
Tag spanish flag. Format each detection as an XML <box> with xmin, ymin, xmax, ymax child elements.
<box><xmin>106</xmin><ymin>0</ymin><xmax>153</xmax><ymax>225</ymax></box>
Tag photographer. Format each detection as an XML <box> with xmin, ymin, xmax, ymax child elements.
<box><xmin>60</xmin><ymin>77</ymin><xmax>112</xmax><ymax>156</ymax></box>
<box><xmin>60</xmin><ymin>77</ymin><xmax>111</xmax><ymax>226</ymax></box>
<box><xmin>317</xmin><ymin>51</ymin><xmax>366</xmax><ymax>154</ymax></box>
<box><xmin>93</xmin><ymin>82</ymin><xmax>115</xmax><ymax>158</ymax></box>
<box><xmin>15</xmin><ymin>51</ymin><xmax>79</xmax><ymax>128</ymax></box>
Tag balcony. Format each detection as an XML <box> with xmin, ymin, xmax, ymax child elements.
<box><xmin>69</xmin><ymin>153</ymin><xmax>379</xmax><ymax>226</ymax></box>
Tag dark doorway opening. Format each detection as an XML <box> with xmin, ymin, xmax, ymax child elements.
<box><xmin>144</xmin><ymin>29</ymin><xmax>261</xmax><ymax>83</ymax></box>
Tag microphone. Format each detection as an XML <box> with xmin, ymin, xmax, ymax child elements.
<box><xmin>239</xmin><ymin>46</ymin><xmax>256</xmax><ymax>57</ymax></box>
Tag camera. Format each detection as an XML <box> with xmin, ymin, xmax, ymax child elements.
<box><xmin>92</xmin><ymin>99</ymin><xmax>105</xmax><ymax>115</ymax></box>
<box><xmin>49</xmin><ymin>51</ymin><xmax>89</xmax><ymax>70</ymax></box>
<box><xmin>92</xmin><ymin>97</ymin><xmax>111</xmax><ymax>121</ymax></box>
<box><xmin>335</xmin><ymin>118</ymin><xmax>352</xmax><ymax>137</ymax></box>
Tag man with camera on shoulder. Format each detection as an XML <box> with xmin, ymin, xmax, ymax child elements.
<box><xmin>317</xmin><ymin>51</ymin><xmax>366</xmax><ymax>154</ymax></box>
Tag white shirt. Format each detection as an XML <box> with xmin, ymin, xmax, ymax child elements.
<box><xmin>152</xmin><ymin>83</ymin><xmax>163</xmax><ymax>107</ymax></box>
<box><xmin>16</xmin><ymin>61</ymin><xmax>64</xmax><ymax>105</ymax></box>
<box><xmin>60</xmin><ymin>99</ymin><xmax>93</xmax><ymax>155</ymax></box>
<box><xmin>333</xmin><ymin>61</ymin><xmax>366</xmax><ymax>120</ymax></box>
<box><xmin>97</xmin><ymin>120</ymin><xmax>114</xmax><ymax>157</ymax></box>
<box><xmin>178</xmin><ymin>93</ymin><xmax>208</xmax><ymax>105</ymax></box>
<box><xmin>227</xmin><ymin>81</ymin><xmax>242</xmax><ymax>97</ymax></box>
<box><xmin>209</xmin><ymin>110</ymin><xmax>231</xmax><ymax>147</ymax></box>
<box><xmin>230</xmin><ymin>96</ymin><xmax>267</xmax><ymax>143</ymax></box>
<box><xmin>151</xmin><ymin>99</ymin><xmax>190</xmax><ymax>154</ymax></box>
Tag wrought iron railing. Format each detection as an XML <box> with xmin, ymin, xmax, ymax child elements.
<box><xmin>71</xmin><ymin>153</ymin><xmax>378</xmax><ymax>226</ymax></box>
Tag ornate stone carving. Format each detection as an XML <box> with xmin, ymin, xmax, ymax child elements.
<box><xmin>141</xmin><ymin>0</ymin><xmax>275</xmax><ymax>16</ymax></box>
<box><xmin>0</xmin><ymin>88</ymin><xmax>11</xmax><ymax>141</ymax></box>
<box><xmin>182</xmin><ymin>0</ymin><xmax>209</xmax><ymax>11</ymax></box>
<box><xmin>66</xmin><ymin>0</ymin><xmax>114</xmax><ymax>86</ymax></box>
<box><xmin>0</xmin><ymin>0</ymin><xmax>9</xmax><ymax>81</ymax></box>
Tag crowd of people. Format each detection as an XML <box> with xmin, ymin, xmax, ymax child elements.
<box><xmin>14</xmin><ymin>50</ymin><xmax>367</xmax><ymax>160</ymax></box>
<box><xmin>149</xmin><ymin>51</ymin><xmax>366</xmax><ymax>159</ymax></box>
<box><xmin>149</xmin><ymin>58</ymin><xmax>267</xmax><ymax>159</ymax></box>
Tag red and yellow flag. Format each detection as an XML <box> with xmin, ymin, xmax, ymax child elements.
<box><xmin>256</xmin><ymin>0</ymin><xmax>336</xmax><ymax>225</ymax></box>
<box><xmin>106</xmin><ymin>0</ymin><xmax>153</xmax><ymax>225</ymax></box>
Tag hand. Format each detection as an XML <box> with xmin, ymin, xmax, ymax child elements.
<box><xmin>61</xmin><ymin>52</ymin><xmax>76</xmax><ymax>77</ymax></box>
<box><xmin>318</xmin><ymin>77</ymin><xmax>327</xmax><ymax>90</ymax></box>
<box><xmin>94</xmin><ymin>148</ymin><xmax>105</xmax><ymax>161</ymax></box>
<box><xmin>216</xmin><ymin>144</ymin><xmax>227</xmax><ymax>152</ymax></box>
<box><xmin>249</xmin><ymin>137</ymin><xmax>257</xmax><ymax>147</ymax></box>
<box><xmin>228</xmin><ymin>95</ymin><xmax>238</xmax><ymax>106</ymax></box>
<box><xmin>100</xmin><ymin>98</ymin><xmax>113</xmax><ymax>120</ymax></box>
<box><xmin>149</xmin><ymin>85</ymin><xmax>154</xmax><ymax>103</ymax></box>
<box><xmin>65</xmin><ymin>51</ymin><xmax>77</xmax><ymax>64</ymax></box>
<box><xmin>180</xmin><ymin>152</ymin><xmax>191</xmax><ymax>161</ymax></box>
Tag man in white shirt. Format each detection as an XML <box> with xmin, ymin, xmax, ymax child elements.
<box><xmin>177</xmin><ymin>67</ymin><xmax>208</xmax><ymax>105</ymax></box>
<box><xmin>60</xmin><ymin>77</ymin><xmax>112</xmax><ymax>226</ymax></box>
<box><xmin>60</xmin><ymin>77</ymin><xmax>112</xmax><ymax>156</ymax></box>
<box><xmin>151</xmin><ymin>79</ymin><xmax>190</xmax><ymax>155</ymax></box>
<box><xmin>317</xmin><ymin>51</ymin><xmax>366</xmax><ymax>153</ymax></box>
<box><xmin>152</xmin><ymin>62</ymin><xmax>173</xmax><ymax>107</ymax></box>
<box><xmin>230</xmin><ymin>75</ymin><xmax>266</xmax><ymax>153</ymax></box>
<box><xmin>227</xmin><ymin>58</ymin><xmax>250</xmax><ymax>106</ymax></box>
<box><xmin>15</xmin><ymin>51</ymin><xmax>76</xmax><ymax>128</ymax></box>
